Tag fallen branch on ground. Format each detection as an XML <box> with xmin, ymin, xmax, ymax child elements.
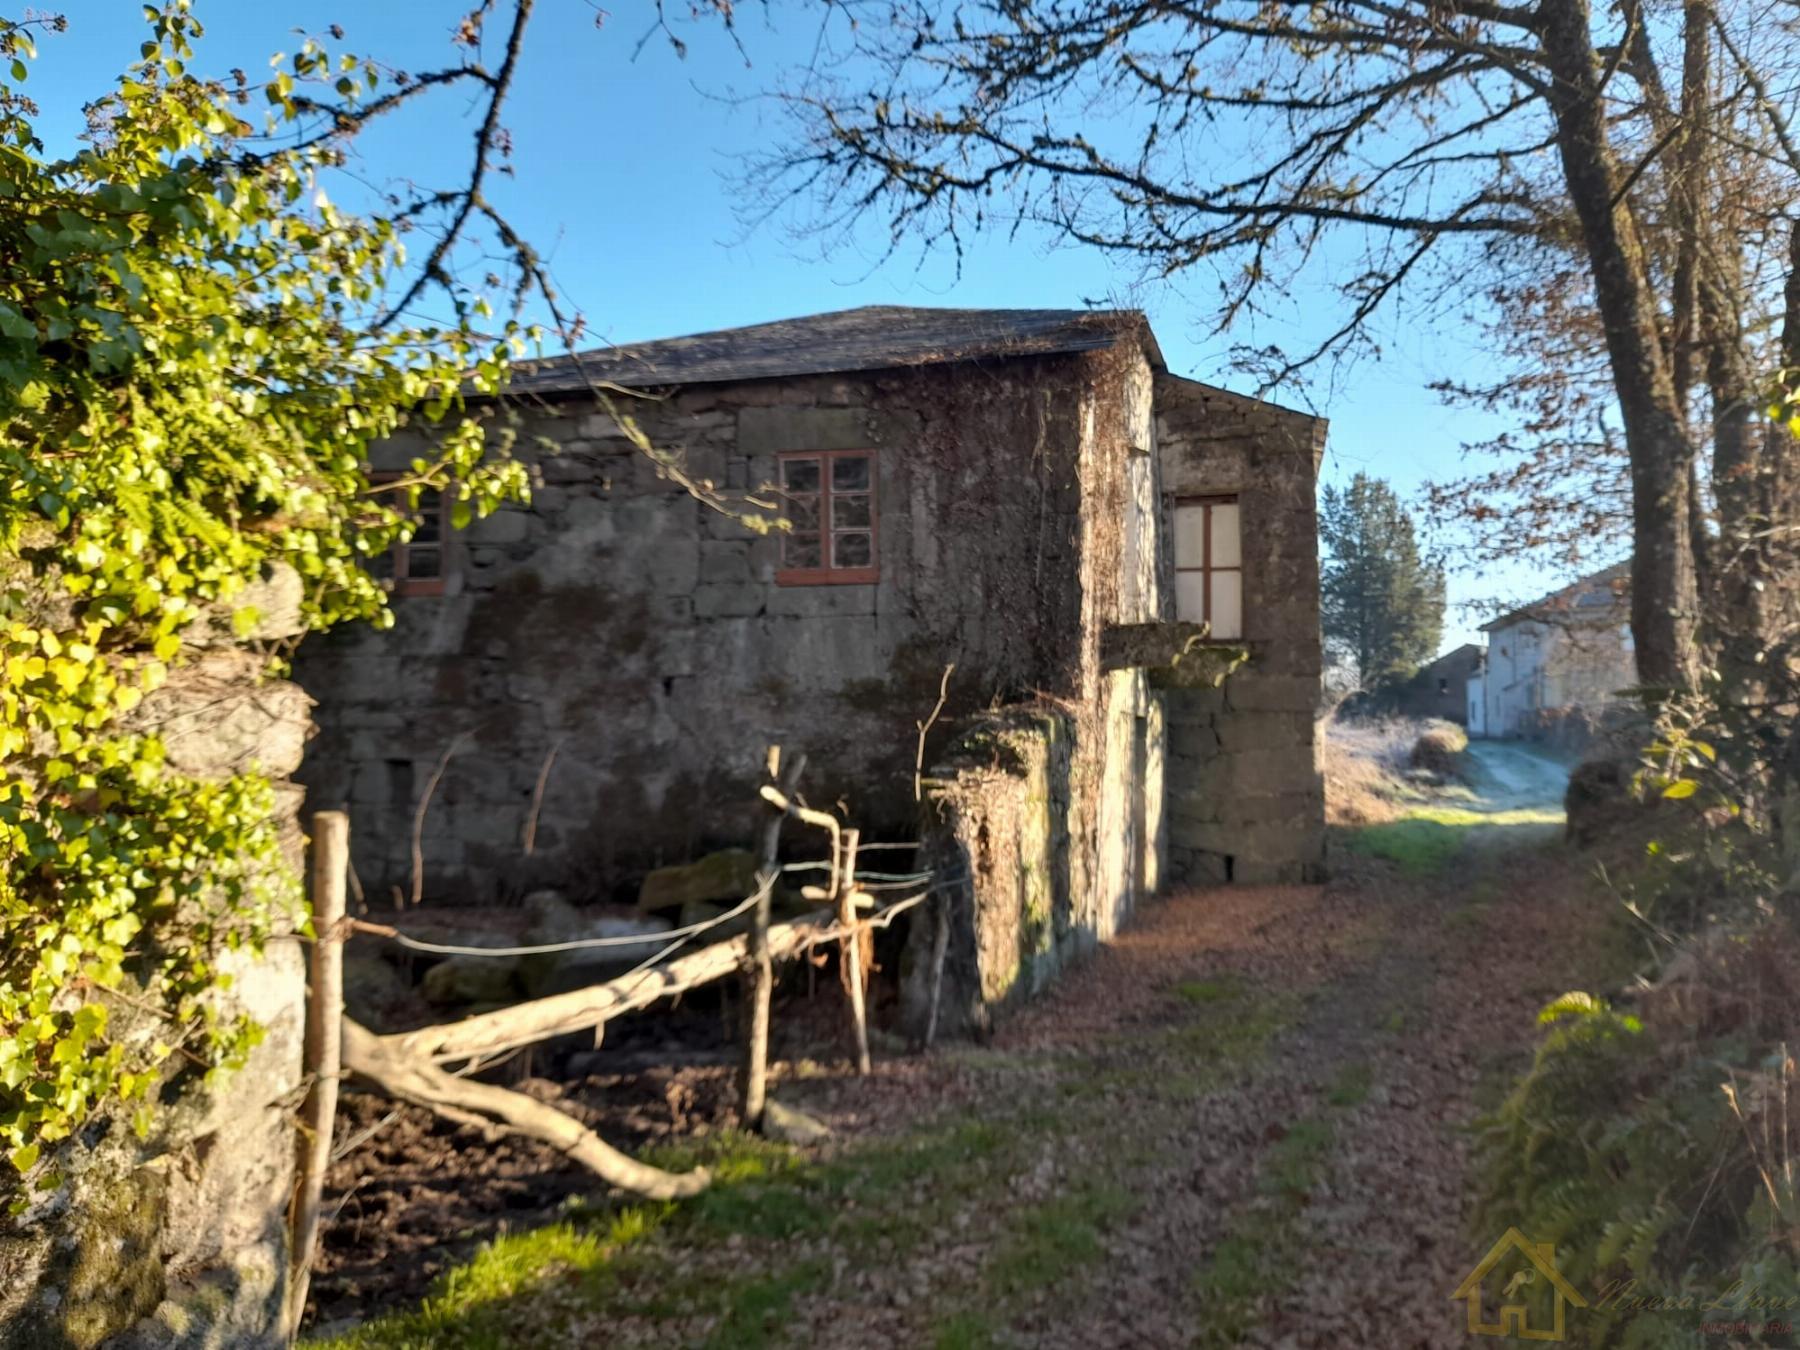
<box><xmin>361</xmin><ymin>894</ymin><xmax>930</xmax><ymax>1067</ymax></box>
<box><xmin>341</xmin><ymin>1019</ymin><xmax>711</xmax><ymax>1201</ymax></box>
<box><xmin>379</xmin><ymin>904</ymin><xmax>840</xmax><ymax>1065</ymax></box>
<box><xmin>335</xmin><ymin>890</ymin><xmax>928</xmax><ymax>1200</ymax></box>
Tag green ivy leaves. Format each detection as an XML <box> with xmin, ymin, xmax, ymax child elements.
<box><xmin>0</xmin><ymin>4</ymin><xmax>531</xmax><ymax>1174</ymax></box>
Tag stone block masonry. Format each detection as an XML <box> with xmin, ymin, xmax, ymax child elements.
<box><xmin>296</xmin><ymin>352</ymin><xmax>1130</xmax><ymax>906</ymax></box>
<box><xmin>1155</xmin><ymin>373</ymin><xmax>1328</xmax><ymax>885</ymax></box>
<box><xmin>1</xmin><ymin>570</ymin><xmax>313</xmax><ymax>1350</ymax></box>
<box><xmin>292</xmin><ymin>306</ymin><xmax>1328</xmax><ymax>1048</ymax></box>
<box><xmin>905</xmin><ymin>709</ymin><xmax>1077</xmax><ymax>1039</ymax></box>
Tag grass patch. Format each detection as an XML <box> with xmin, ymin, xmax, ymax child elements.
<box><xmin>305</xmin><ymin>1211</ymin><xmax>660</xmax><ymax>1349</ymax></box>
<box><xmin>1344</xmin><ymin>805</ymin><xmax>1563</xmax><ymax>874</ymax></box>
<box><xmin>1192</xmin><ymin>1200</ymin><xmax>1310</xmax><ymax>1349</ymax></box>
<box><xmin>645</xmin><ymin>1136</ymin><xmax>834</xmax><ymax>1244</ymax></box>
<box><xmin>1262</xmin><ymin>1117</ymin><xmax>1333</xmax><ymax>1196</ymax></box>
<box><xmin>695</xmin><ymin>1262</ymin><xmax>830</xmax><ymax>1350</ymax></box>
<box><xmin>1191</xmin><ymin>1114</ymin><xmax>1336</xmax><ymax>1349</ymax></box>
<box><xmin>1067</xmin><ymin>982</ymin><xmax>1297</xmax><ymax>1109</ymax></box>
<box><xmin>1165</xmin><ymin>990</ymin><xmax>1298</xmax><ymax>1070</ymax></box>
<box><xmin>1326</xmin><ymin>1062</ymin><xmax>1373</xmax><ymax>1108</ymax></box>
<box><xmin>1174</xmin><ymin>976</ymin><xmax>1243</xmax><ymax>1004</ymax></box>
<box><xmin>989</xmin><ymin>1183</ymin><xmax>1136</xmax><ymax>1295</ymax></box>
<box><xmin>932</xmin><ymin>1310</ymin><xmax>1000</xmax><ymax>1349</ymax></box>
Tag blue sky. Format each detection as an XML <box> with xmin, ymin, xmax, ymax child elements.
<box><xmin>27</xmin><ymin>1</ymin><xmax>1586</xmax><ymax>647</ymax></box>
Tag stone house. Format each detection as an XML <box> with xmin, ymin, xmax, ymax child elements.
<box><xmin>1469</xmin><ymin>564</ymin><xmax>1633</xmax><ymax>738</ymax></box>
<box><xmin>295</xmin><ymin>306</ymin><xmax>1326</xmax><ymax>1028</ymax></box>
<box><xmin>1377</xmin><ymin>642</ymin><xmax>1484</xmax><ymax>726</ymax></box>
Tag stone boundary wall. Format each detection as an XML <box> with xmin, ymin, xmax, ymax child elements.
<box><xmin>0</xmin><ymin>571</ymin><xmax>311</xmax><ymax>1350</ymax></box>
<box><xmin>898</xmin><ymin>342</ymin><xmax>1166</xmax><ymax>1036</ymax></box>
<box><xmin>901</xmin><ymin>708</ymin><xmax>1078</xmax><ymax>1039</ymax></box>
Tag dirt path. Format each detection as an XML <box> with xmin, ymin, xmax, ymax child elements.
<box><xmin>767</xmin><ymin>826</ymin><xmax>1603</xmax><ymax>1349</ymax></box>
<box><xmin>1463</xmin><ymin>739</ymin><xmax>1572</xmax><ymax>812</ymax></box>
<box><xmin>315</xmin><ymin>770</ymin><xmax>1615</xmax><ymax>1350</ymax></box>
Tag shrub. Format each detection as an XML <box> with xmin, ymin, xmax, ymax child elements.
<box><xmin>1476</xmin><ymin>972</ymin><xmax>1800</xmax><ymax>1346</ymax></box>
<box><xmin>0</xmin><ymin>9</ymin><xmax>530</xmax><ymax>1170</ymax></box>
<box><xmin>1406</xmin><ymin>720</ymin><xmax>1468</xmax><ymax>778</ymax></box>
<box><xmin>1475</xmin><ymin>683</ymin><xmax>1800</xmax><ymax>1344</ymax></box>
<box><xmin>1318</xmin><ymin>715</ymin><xmax>1416</xmax><ymax>824</ymax></box>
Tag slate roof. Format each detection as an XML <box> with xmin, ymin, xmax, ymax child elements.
<box><xmin>1482</xmin><ymin>562</ymin><xmax>1630</xmax><ymax>632</ymax></box>
<box><xmin>504</xmin><ymin>305</ymin><xmax>1162</xmax><ymax>394</ymax></box>
<box><xmin>1424</xmin><ymin>641</ymin><xmax>1484</xmax><ymax>673</ymax></box>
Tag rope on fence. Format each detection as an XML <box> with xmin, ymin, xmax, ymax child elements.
<box><xmin>346</xmin><ymin>867</ymin><xmax>961</xmax><ymax>959</ymax></box>
<box><xmin>781</xmin><ymin>861</ymin><xmax>932</xmax><ymax>882</ymax></box>
<box><xmin>347</xmin><ymin>888</ymin><xmax>766</xmax><ymax>958</ymax></box>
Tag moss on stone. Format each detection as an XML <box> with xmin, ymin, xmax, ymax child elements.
<box><xmin>56</xmin><ymin>1167</ymin><xmax>168</xmax><ymax>1349</ymax></box>
<box><xmin>636</xmin><ymin>848</ymin><xmax>761</xmax><ymax>913</ymax></box>
<box><xmin>1145</xmin><ymin>643</ymin><xmax>1250</xmax><ymax>689</ymax></box>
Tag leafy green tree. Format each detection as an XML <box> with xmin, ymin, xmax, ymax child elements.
<box><xmin>0</xmin><ymin>6</ymin><xmax>539</xmax><ymax>1170</ymax></box>
<box><xmin>1319</xmin><ymin>475</ymin><xmax>1445</xmax><ymax>690</ymax></box>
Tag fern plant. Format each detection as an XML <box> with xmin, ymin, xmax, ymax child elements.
<box><xmin>1473</xmin><ymin>992</ymin><xmax>1794</xmax><ymax>1346</ymax></box>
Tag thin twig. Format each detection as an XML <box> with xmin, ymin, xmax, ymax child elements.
<box><xmin>411</xmin><ymin>735</ymin><xmax>468</xmax><ymax>908</ymax></box>
<box><xmin>916</xmin><ymin>663</ymin><xmax>955</xmax><ymax>802</ymax></box>
<box><xmin>346</xmin><ymin>854</ymin><xmax>367</xmax><ymax>916</ymax></box>
<box><xmin>521</xmin><ymin>738</ymin><xmax>564</xmax><ymax>856</ymax></box>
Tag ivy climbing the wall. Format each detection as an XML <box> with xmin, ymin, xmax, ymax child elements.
<box><xmin>0</xmin><ymin>5</ymin><xmax>534</xmax><ymax>1182</ymax></box>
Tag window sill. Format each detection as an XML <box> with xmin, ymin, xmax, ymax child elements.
<box><xmin>1174</xmin><ymin>624</ymin><xmax>1249</xmax><ymax>643</ymax></box>
<box><xmin>776</xmin><ymin>567</ymin><xmax>879</xmax><ymax>587</ymax></box>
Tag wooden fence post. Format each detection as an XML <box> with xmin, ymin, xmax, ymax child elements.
<box><xmin>740</xmin><ymin>748</ymin><xmax>792</xmax><ymax>1129</ymax></box>
<box><xmin>838</xmin><ymin>827</ymin><xmax>872</xmax><ymax>1075</ymax></box>
<box><xmin>923</xmin><ymin>894</ymin><xmax>952</xmax><ymax>1050</ymax></box>
<box><xmin>284</xmin><ymin>810</ymin><xmax>349</xmax><ymax>1340</ymax></box>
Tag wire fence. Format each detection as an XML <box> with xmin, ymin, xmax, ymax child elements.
<box><xmin>348</xmin><ymin>866</ymin><xmax>956</xmax><ymax>960</ymax></box>
<box><xmin>302</xmin><ymin>748</ymin><xmax>957</xmax><ymax>1231</ymax></box>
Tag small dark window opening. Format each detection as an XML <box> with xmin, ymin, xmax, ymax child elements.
<box><xmin>1438</xmin><ymin>677</ymin><xmax>1449</xmax><ymax>694</ymax></box>
<box><xmin>369</xmin><ymin>475</ymin><xmax>448</xmax><ymax>596</ymax></box>
<box><xmin>386</xmin><ymin>758</ymin><xmax>415</xmax><ymax>809</ymax></box>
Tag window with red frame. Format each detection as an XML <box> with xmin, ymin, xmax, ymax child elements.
<box><xmin>1173</xmin><ymin>495</ymin><xmax>1242</xmax><ymax>639</ymax></box>
<box><xmin>369</xmin><ymin>477</ymin><xmax>447</xmax><ymax>596</ymax></box>
<box><xmin>777</xmin><ymin>450</ymin><xmax>878</xmax><ymax>585</ymax></box>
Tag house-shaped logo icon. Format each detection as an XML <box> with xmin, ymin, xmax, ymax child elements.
<box><xmin>1451</xmin><ymin>1228</ymin><xmax>1589</xmax><ymax>1341</ymax></box>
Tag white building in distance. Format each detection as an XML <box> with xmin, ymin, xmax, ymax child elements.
<box><xmin>1468</xmin><ymin>564</ymin><xmax>1634</xmax><ymax>739</ymax></box>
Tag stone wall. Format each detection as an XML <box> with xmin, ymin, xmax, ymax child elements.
<box><xmin>1155</xmin><ymin>375</ymin><xmax>1327</xmax><ymax>884</ymax></box>
<box><xmin>0</xmin><ymin>571</ymin><xmax>311</xmax><ymax>1350</ymax></box>
<box><xmin>899</xmin><ymin>343</ymin><xmax>1166</xmax><ymax>1034</ymax></box>
<box><xmin>904</xmin><ymin>709</ymin><xmax>1077</xmax><ymax>1038</ymax></box>
<box><xmin>296</xmin><ymin>353</ymin><xmax>1129</xmax><ymax>905</ymax></box>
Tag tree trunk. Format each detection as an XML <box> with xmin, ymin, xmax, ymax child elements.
<box><xmin>1539</xmin><ymin>0</ymin><xmax>1702</xmax><ymax>693</ymax></box>
<box><xmin>1710</xmin><ymin>222</ymin><xmax>1800</xmax><ymax>712</ymax></box>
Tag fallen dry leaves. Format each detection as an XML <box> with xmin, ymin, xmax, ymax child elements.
<box><xmin>313</xmin><ymin>809</ymin><xmax>1608</xmax><ymax>1349</ymax></box>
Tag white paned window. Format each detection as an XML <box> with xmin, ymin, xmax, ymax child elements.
<box><xmin>1173</xmin><ymin>496</ymin><xmax>1244</xmax><ymax>639</ymax></box>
